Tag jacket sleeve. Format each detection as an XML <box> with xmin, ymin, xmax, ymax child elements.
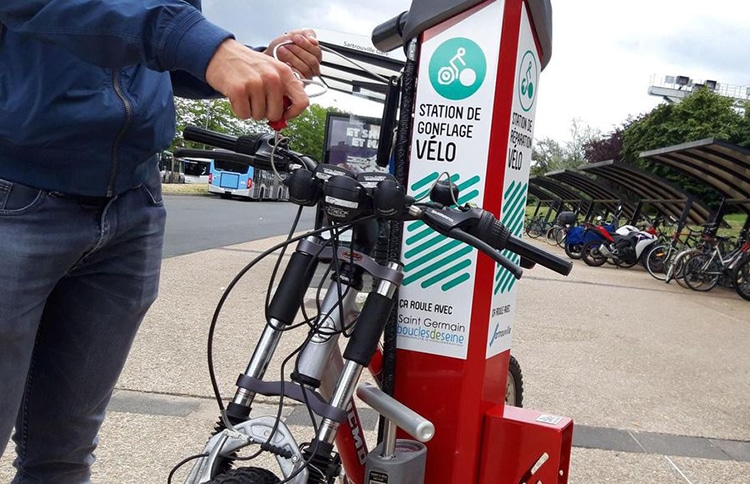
<box><xmin>0</xmin><ymin>0</ymin><xmax>234</xmax><ymax>83</ymax></box>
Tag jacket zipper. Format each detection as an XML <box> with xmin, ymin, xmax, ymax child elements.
<box><xmin>108</xmin><ymin>69</ymin><xmax>133</xmax><ymax>196</ymax></box>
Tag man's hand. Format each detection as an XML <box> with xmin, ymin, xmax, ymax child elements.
<box><xmin>264</xmin><ymin>29</ymin><xmax>322</xmax><ymax>79</ymax></box>
<box><xmin>205</xmin><ymin>39</ymin><xmax>308</xmax><ymax>122</ymax></box>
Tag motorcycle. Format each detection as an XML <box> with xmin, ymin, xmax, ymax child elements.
<box><xmin>564</xmin><ymin>219</ymin><xmax>616</xmax><ymax>260</ymax></box>
<box><xmin>581</xmin><ymin>223</ymin><xmax>659</xmax><ymax>268</ymax></box>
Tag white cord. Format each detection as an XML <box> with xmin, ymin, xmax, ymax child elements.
<box><xmin>272</xmin><ymin>40</ymin><xmax>328</xmax><ymax>98</ymax></box>
<box><xmin>270</xmin><ymin>131</ymin><xmax>284</xmax><ymax>182</ymax></box>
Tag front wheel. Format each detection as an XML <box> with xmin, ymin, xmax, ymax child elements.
<box><xmin>733</xmin><ymin>256</ymin><xmax>750</xmax><ymax>301</ymax></box>
<box><xmin>582</xmin><ymin>241</ymin><xmax>607</xmax><ymax>267</ymax></box>
<box><xmin>506</xmin><ymin>355</ymin><xmax>524</xmax><ymax>407</ymax></box>
<box><xmin>207</xmin><ymin>467</ymin><xmax>281</xmax><ymax>484</ymax></box>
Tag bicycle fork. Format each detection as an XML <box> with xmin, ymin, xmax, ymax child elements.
<box><xmin>301</xmin><ymin>262</ymin><xmax>402</xmax><ymax>483</ymax></box>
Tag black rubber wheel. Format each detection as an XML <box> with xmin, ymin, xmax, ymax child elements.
<box><xmin>506</xmin><ymin>355</ymin><xmax>524</xmax><ymax>407</ymax></box>
<box><xmin>564</xmin><ymin>242</ymin><xmax>583</xmax><ymax>260</ymax></box>
<box><xmin>683</xmin><ymin>255</ymin><xmax>720</xmax><ymax>292</ymax></box>
<box><xmin>615</xmin><ymin>256</ymin><xmax>638</xmax><ymax>269</ymax></box>
<box><xmin>526</xmin><ymin>221</ymin><xmax>543</xmax><ymax>239</ymax></box>
<box><xmin>732</xmin><ymin>257</ymin><xmax>750</xmax><ymax>301</ymax></box>
<box><xmin>207</xmin><ymin>467</ymin><xmax>281</xmax><ymax>484</ymax></box>
<box><xmin>582</xmin><ymin>241</ymin><xmax>607</xmax><ymax>267</ymax></box>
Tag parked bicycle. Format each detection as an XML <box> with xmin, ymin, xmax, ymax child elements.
<box><xmin>644</xmin><ymin>224</ymin><xmax>704</xmax><ymax>281</ymax></box>
<box><xmin>682</xmin><ymin>235</ymin><xmax>750</xmax><ymax>293</ymax></box>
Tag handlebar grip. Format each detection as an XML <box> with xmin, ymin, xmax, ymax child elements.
<box><xmin>183</xmin><ymin>126</ymin><xmax>265</xmax><ymax>157</ymax></box>
<box><xmin>474</xmin><ymin>211</ymin><xmax>572</xmax><ymax>276</ymax></box>
<box><xmin>183</xmin><ymin>126</ymin><xmax>237</xmax><ymax>151</ymax></box>
<box><xmin>372</xmin><ymin>11</ymin><xmax>408</xmax><ymax>52</ymax></box>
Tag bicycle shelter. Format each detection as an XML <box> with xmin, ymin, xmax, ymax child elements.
<box><xmin>316</xmin><ymin>30</ymin><xmax>406</xmax><ymax>102</ymax></box>
<box><xmin>640</xmin><ymin>138</ymin><xmax>750</xmax><ymax>236</ymax></box>
<box><xmin>580</xmin><ymin>160</ymin><xmax>711</xmax><ymax>229</ymax></box>
<box><xmin>545</xmin><ymin>169</ymin><xmax>634</xmax><ymax>222</ymax></box>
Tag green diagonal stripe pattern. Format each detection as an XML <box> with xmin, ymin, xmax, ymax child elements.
<box><xmin>495</xmin><ymin>180</ymin><xmax>529</xmax><ymax>294</ymax></box>
<box><xmin>402</xmin><ymin>172</ymin><xmax>481</xmax><ymax>291</ymax></box>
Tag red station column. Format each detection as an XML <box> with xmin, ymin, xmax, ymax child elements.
<box><xmin>392</xmin><ymin>1</ymin><xmax>571</xmax><ymax>482</ymax></box>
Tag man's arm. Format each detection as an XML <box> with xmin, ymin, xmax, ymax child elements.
<box><xmin>0</xmin><ymin>0</ymin><xmax>231</xmax><ymax>83</ymax></box>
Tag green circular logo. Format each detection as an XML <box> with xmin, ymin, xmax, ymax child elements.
<box><xmin>518</xmin><ymin>50</ymin><xmax>538</xmax><ymax>112</ymax></box>
<box><xmin>429</xmin><ymin>38</ymin><xmax>486</xmax><ymax>100</ymax></box>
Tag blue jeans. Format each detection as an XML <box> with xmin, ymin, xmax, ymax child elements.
<box><xmin>0</xmin><ymin>167</ymin><xmax>166</xmax><ymax>483</ymax></box>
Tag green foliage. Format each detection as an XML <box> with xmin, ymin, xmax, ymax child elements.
<box><xmin>171</xmin><ymin>99</ymin><xmax>344</xmax><ymax>163</ymax></box>
<box><xmin>618</xmin><ymin>89</ymin><xmax>750</xmax><ymax>208</ymax></box>
<box><xmin>531</xmin><ymin>118</ymin><xmax>600</xmax><ymax>176</ymax></box>
<box><xmin>284</xmin><ymin>104</ymin><xmax>344</xmax><ymax>162</ymax></box>
<box><xmin>171</xmin><ymin>98</ymin><xmax>270</xmax><ymax>151</ymax></box>
<box><xmin>621</xmin><ymin>89</ymin><xmax>747</xmax><ymax>162</ymax></box>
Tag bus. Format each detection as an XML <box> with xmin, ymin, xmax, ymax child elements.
<box><xmin>183</xmin><ymin>158</ymin><xmax>211</xmax><ymax>184</ymax></box>
<box><xmin>208</xmin><ymin>157</ymin><xmax>288</xmax><ymax>201</ymax></box>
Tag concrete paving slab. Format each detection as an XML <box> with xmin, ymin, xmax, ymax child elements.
<box><xmin>668</xmin><ymin>455</ymin><xmax>750</xmax><ymax>483</ymax></box>
<box><xmin>712</xmin><ymin>438</ymin><xmax>750</xmax><ymax>462</ymax></box>
<box><xmin>2</xmin><ymin>234</ymin><xmax>749</xmax><ymax>483</ymax></box>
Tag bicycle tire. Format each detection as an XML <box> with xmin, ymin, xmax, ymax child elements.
<box><xmin>506</xmin><ymin>355</ymin><xmax>524</xmax><ymax>407</ymax></box>
<box><xmin>645</xmin><ymin>244</ymin><xmax>671</xmax><ymax>281</ymax></box>
<box><xmin>555</xmin><ymin>227</ymin><xmax>567</xmax><ymax>247</ymax></box>
<box><xmin>526</xmin><ymin>221</ymin><xmax>543</xmax><ymax>238</ymax></box>
<box><xmin>206</xmin><ymin>467</ymin><xmax>280</xmax><ymax>484</ymax></box>
<box><xmin>582</xmin><ymin>241</ymin><xmax>607</xmax><ymax>267</ymax></box>
<box><xmin>545</xmin><ymin>226</ymin><xmax>559</xmax><ymax>246</ymax></box>
<box><xmin>671</xmin><ymin>249</ymin><xmax>701</xmax><ymax>287</ymax></box>
<box><xmin>683</xmin><ymin>255</ymin><xmax>720</xmax><ymax>292</ymax></box>
<box><xmin>732</xmin><ymin>256</ymin><xmax>750</xmax><ymax>301</ymax></box>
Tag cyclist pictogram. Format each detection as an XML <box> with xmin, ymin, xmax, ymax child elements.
<box><xmin>437</xmin><ymin>47</ymin><xmax>476</xmax><ymax>87</ymax></box>
<box><xmin>517</xmin><ymin>50</ymin><xmax>538</xmax><ymax>112</ymax></box>
<box><xmin>429</xmin><ymin>38</ymin><xmax>486</xmax><ymax>100</ymax></box>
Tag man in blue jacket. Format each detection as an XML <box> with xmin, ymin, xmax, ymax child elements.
<box><xmin>0</xmin><ymin>1</ymin><xmax>321</xmax><ymax>482</ymax></box>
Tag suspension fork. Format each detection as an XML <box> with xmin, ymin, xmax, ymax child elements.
<box><xmin>303</xmin><ymin>263</ymin><xmax>401</xmax><ymax>482</ymax></box>
<box><xmin>226</xmin><ymin>236</ymin><xmax>322</xmax><ymax>421</ymax></box>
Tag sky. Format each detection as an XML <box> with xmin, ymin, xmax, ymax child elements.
<box><xmin>202</xmin><ymin>0</ymin><xmax>750</xmax><ymax>143</ymax></box>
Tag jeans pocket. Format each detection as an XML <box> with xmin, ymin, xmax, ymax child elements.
<box><xmin>140</xmin><ymin>168</ymin><xmax>164</xmax><ymax>206</ymax></box>
<box><xmin>0</xmin><ymin>177</ymin><xmax>46</xmax><ymax>215</ymax></box>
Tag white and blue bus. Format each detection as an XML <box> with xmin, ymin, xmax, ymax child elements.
<box><xmin>208</xmin><ymin>157</ymin><xmax>288</xmax><ymax>201</ymax></box>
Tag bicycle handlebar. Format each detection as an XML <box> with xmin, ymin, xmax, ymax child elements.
<box><xmin>179</xmin><ymin>125</ymin><xmax>573</xmax><ymax>278</ymax></box>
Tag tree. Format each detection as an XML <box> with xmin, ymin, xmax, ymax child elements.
<box><xmin>530</xmin><ymin>138</ymin><xmax>566</xmax><ymax>177</ymax></box>
<box><xmin>284</xmin><ymin>104</ymin><xmax>344</xmax><ymax>162</ymax></box>
<box><xmin>621</xmin><ymin>88</ymin><xmax>746</xmax><ymax>162</ymax></box>
<box><xmin>171</xmin><ymin>98</ymin><xmax>270</xmax><ymax>152</ymax></box>
<box><xmin>619</xmin><ymin>89</ymin><xmax>750</xmax><ymax>208</ymax></box>
<box><xmin>171</xmin><ymin>99</ymin><xmax>344</xmax><ymax>163</ymax></box>
<box><xmin>530</xmin><ymin>118</ymin><xmax>599</xmax><ymax>176</ymax></box>
<box><xmin>583</xmin><ymin>127</ymin><xmax>624</xmax><ymax>163</ymax></box>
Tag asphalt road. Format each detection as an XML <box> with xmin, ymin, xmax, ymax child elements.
<box><xmin>162</xmin><ymin>195</ymin><xmax>317</xmax><ymax>258</ymax></box>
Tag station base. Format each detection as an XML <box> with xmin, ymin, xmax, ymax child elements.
<box><xmin>479</xmin><ymin>405</ymin><xmax>573</xmax><ymax>483</ymax></box>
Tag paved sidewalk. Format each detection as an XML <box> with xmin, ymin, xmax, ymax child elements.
<box><xmin>1</xmin><ymin>235</ymin><xmax>748</xmax><ymax>483</ymax></box>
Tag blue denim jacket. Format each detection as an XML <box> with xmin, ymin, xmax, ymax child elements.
<box><xmin>0</xmin><ymin>0</ymin><xmax>233</xmax><ymax>196</ymax></box>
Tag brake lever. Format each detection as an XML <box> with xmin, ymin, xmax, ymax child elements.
<box><xmin>449</xmin><ymin>228</ymin><xmax>523</xmax><ymax>280</ymax></box>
